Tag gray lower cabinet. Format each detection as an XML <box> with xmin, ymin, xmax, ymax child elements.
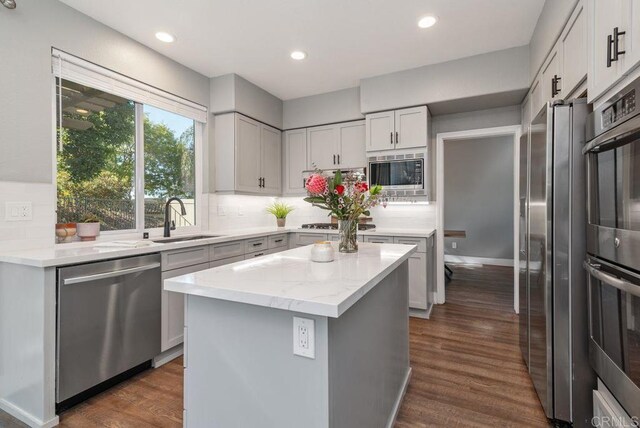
<box><xmin>245</xmin><ymin>247</ymin><xmax>280</xmax><ymax>259</ymax></box>
<box><xmin>295</xmin><ymin>232</ymin><xmax>328</xmax><ymax>246</ymax></box>
<box><xmin>392</xmin><ymin>236</ymin><xmax>434</xmax><ymax>312</ymax></box>
<box><xmin>210</xmin><ymin>255</ymin><xmax>244</xmax><ymax>268</ymax></box>
<box><xmin>328</xmin><ymin>233</ymin><xmax>365</xmax><ymax>242</ymax></box>
<box><xmin>161</xmin><ymin>260</ymin><xmax>210</xmax><ymax>352</ymax></box>
<box><xmin>364</xmin><ymin>235</ymin><xmax>394</xmax><ymax>244</ymax></box>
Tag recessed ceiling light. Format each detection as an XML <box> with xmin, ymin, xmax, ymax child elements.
<box><xmin>418</xmin><ymin>15</ymin><xmax>438</xmax><ymax>29</ymax></box>
<box><xmin>290</xmin><ymin>51</ymin><xmax>307</xmax><ymax>60</ymax></box>
<box><xmin>76</xmin><ymin>108</ymin><xmax>89</xmax><ymax>114</ymax></box>
<box><xmin>155</xmin><ymin>32</ymin><xmax>176</xmax><ymax>43</ymax></box>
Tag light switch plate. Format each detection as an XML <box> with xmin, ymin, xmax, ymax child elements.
<box><xmin>5</xmin><ymin>202</ymin><xmax>32</xmax><ymax>221</ymax></box>
<box><xmin>293</xmin><ymin>316</ymin><xmax>315</xmax><ymax>359</ymax></box>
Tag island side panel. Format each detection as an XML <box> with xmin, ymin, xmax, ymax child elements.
<box><xmin>327</xmin><ymin>260</ymin><xmax>410</xmax><ymax>428</ymax></box>
<box><xmin>0</xmin><ymin>263</ymin><xmax>58</xmax><ymax>428</ymax></box>
<box><xmin>184</xmin><ymin>296</ymin><xmax>330</xmax><ymax>428</ymax></box>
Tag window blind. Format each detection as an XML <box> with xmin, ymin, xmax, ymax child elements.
<box><xmin>52</xmin><ymin>49</ymin><xmax>207</xmax><ymax>123</ymax></box>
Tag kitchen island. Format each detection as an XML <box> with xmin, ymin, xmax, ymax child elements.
<box><xmin>165</xmin><ymin>242</ymin><xmax>416</xmax><ymax>428</ymax></box>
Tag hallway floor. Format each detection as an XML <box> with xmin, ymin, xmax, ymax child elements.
<box><xmin>395</xmin><ymin>264</ymin><xmax>549</xmax><ymax>427</ymax></box>
<box><xmin>0</xmin><ymin>264</ymin><xmax>549</xmax><ymax>428</ymax></box>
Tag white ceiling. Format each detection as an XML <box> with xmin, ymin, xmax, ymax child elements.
<box><xmin>59</xmin><ymin>0</ymin><xmax>545</xmax><ymax>100</ymax></box>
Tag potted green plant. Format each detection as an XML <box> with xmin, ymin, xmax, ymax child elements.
<box><xmin>266</xmin><ymin>202</ymin><xmax>295</xmax><ymax>228</ymax></box>
<box><xmin>76</xmin><ymin>213</ymin><xmax>101</xmax><ymax>241</ymax></box>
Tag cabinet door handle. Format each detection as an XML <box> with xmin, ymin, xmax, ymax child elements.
<box><xmin>608</xmin><ymin>27</ymin><xmax>626</xmax><ymax>68</ymax></box>
<box><xmin>613</xmin><ymin>26</ymin><xmax>626</xmax><ymax>61</ymax></box>
<box><xmin>390</xmin><ymin>132</ymin><xmax>393</xmax><ymax>145</ymax></box>
<box><xmin>395</xmin><ymin>131</ymin><xmax>399</xmax><ymax>145</ymax></box>
<box><xmin>258</xmin><ymin>177</ymin><xmax>262</xmax><ymax>188</ymax></box>
<box><xmin>337</xmin><ymin>154</ymin><xmax>340</xmax><ymax>164</ymax></box>
<box><xmin>333</xmin><ymin>154</ymin><xmax>336</xmax><ymax>165</ymax></box>
<box><xmin>555</xmin><ymin>75</ymin><xmax>561</xmax><ymax>96</ymax></box>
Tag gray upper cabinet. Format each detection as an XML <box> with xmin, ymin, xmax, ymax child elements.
<box><xmin>336</xmin><ymin>121</ymin><xmax>366</xmax><ymax>168</ymax></box>
<box><xmin>235</xmin><ymin>114</ymin><xmax>262</xmax><ymax>192</ymax></box>
<box><xmin>308</xmin><ymin>124</ymin><xmax>338</xmax><ymax>170</ymax></box>
<box><xmin>214</xmin><ymin>112</ymin><xmax>281</xmax><ymax>195</ymax></box>
<box><xmin>365</xmin><ymin>110</ymin><xmax>395</xmax><ymax>151</ymax></box>
<box><xmin>587</xmin><ymin>0</ymin><xmax>640</xmax><ymax>102</ymax></box>
<box><xmin>366</xmin><ymin>106</ymin><xmax>429</xmax><ymax>152</ymax></box>
<box><xmin>541</xmin><ymin>45</ymin><xmax>562</xmax><ymax>102</ymax></box>
<box><xmin>260</xmin><ymin>124</ymin><xmax>282</xmax><ymax>193</ymax></box>
<box><xmin>283</xmin><ymin>129</ymin><xmax>308</xmax><ymax>195</ymax></box>
<box><xmin>559</xmin><ymin>1</ymin><xmax>587</xmax><ymax>98</ymax></box>
<box><xmin>307</xmin><ymin>120</ymin><xmax>366</xmax><ymax>170</ymax></box>
<box><xmin>394</xmin><ymin>106</ymin><xmax>429</xmax><ymax>150</ymax></box>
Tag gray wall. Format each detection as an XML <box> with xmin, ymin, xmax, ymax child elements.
<box><xmin>529</xmin><ymin>0</ymin><xmax>578</xmax><ymax>82</ymax></box>
<box><xmin>0</xmin><ymin>0</ymin><xmax>210</xmax><ymax>183</ymax></box>
<box><xmin>443</xmin><ymin>135</ymin><xmax>514</xmax><ymax>260</ymax></box>
<box><xmin>360</xmin><ymin>46</ymin><xmax>529</xmax><ymax>114</ymax></box>
<box><xmin>283</xmin><ymin>87</ymin><xmax>364</xmax><ymax>129</ymax></box>
<box><xmin>210</xmin><ymin>73</ymin><xmax>283</xmax><ymax>129</ymax></box>
<box><xmin>432</xmin><ymin>105</ymin><xmax>522</xmax><ymax>135</ymax></box>
<box><xmin>430</xmin><ymin>105</ymin><xmax>521</xmax><ymax>201</ymax></box>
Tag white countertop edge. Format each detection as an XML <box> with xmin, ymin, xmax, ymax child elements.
<box><xmin>0</xmin><ymin>227</ymin><xmax>434</xmax><ymax>268</ymax></box>
<box><xmin>164</xmin><ymin>243</ymin><xmax>417</xmax><ymax>318</ymax></box>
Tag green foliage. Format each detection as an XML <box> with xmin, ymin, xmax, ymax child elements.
<box><xmin>266</xmin><ymin>201</ymin><xmax>295</xmax><ymax>219</ymax></box>
<box><xmin>80</xmin><ymin>213</ymin><xmax>100</xmax><ymax>223</ymax></box>
<box><xmin>57</xmin><ymin>102</ymin><xmax>195</xmax><ymax>203</ymax></box>
<box><xmin>57</xmin><ymin>169</ymin><xmax>132</xmax><ymax>200</ymax></box>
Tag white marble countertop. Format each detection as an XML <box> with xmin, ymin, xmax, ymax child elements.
<box><xmin>0</xmin><ymin>226</ymin><xmax>434</xmax><ymax>268</ymax></box>
<box><xmin>165</xmin><ymin>242</ymin><xmax>416</xmax><ymax>318</ymax></box>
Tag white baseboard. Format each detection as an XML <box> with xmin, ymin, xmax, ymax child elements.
<box><xmin>153</xmin><ymin>344</ymin><xmax>183</xmax><ymax>368</ymax></box>
<box><xmin>444</xmin><ymin>255</ymin><xmax>514</xmax><ymax>267</ymax></box>
<box><xmin>0</xmin><ymin>398</ymin><xmax>59</xmax><ymax>428</ymax></box>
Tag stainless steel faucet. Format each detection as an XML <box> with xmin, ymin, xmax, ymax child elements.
<box><xmin>163</xmin><ymin>197</ymin><xmax>187</xmax><ymax>237</ymax></box>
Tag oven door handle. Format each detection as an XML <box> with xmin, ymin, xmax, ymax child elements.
<box><xmin>584</xmin><ymin>261</ymin><xmax>640</xmax><ymax>298</ymax></box>
<box><xmin>583</xmin><ymin>115</ymin><xmax>640</xmax><ymax>154</ymax></box>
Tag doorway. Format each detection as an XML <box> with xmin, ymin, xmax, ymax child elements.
<box><xmin>435</xmin><ymin>125</ymin><xmax>521</xmax><ymax>312</ymax></box>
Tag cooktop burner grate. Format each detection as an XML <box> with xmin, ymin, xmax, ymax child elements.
<box><xmin>301</xmin><ymin>223</ymin><xmax>376</xmax><ymax>231</ymax></box>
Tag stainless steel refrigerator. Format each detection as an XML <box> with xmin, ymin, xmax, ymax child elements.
<box><xmin>519</xmin><ymin>99</ymin><xmax>595</xmax><ymax>426</ymax></box>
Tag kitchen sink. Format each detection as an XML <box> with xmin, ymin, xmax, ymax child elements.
<box><xmin>151</xmin><ymin>234</ymin><xmax>221</xmax><ymax>244</ymax></box>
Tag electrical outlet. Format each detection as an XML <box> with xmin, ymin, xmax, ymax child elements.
<box><xmin>293</xmin><ymin>316</ymin><xmax>315</xmax><ymax>359</ymax></box>
<box><xmin>5</xmin><ymin>202</ymin><xmax>32</xmax><ymax>221</ymax></box>
<box><xmin>452</xmin><ymin>242</ymin><xmax>457</xmax><ymax>249</ymax></box>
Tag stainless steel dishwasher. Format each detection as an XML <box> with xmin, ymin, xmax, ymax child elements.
<box><xmin>56</xmin><ymin>254</ymin><xmax>161</xmax><ymax>409</ymax></box>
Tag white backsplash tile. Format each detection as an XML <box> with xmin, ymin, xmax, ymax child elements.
<box><xmin>0</xmin><ymin>181</ymin><xmax>56</xmax><ymax>251</ymax></box>
<box><xmin>208</xmin><ymin>194</ymin><xmax>436</xmax><ymax>232</ymax></box>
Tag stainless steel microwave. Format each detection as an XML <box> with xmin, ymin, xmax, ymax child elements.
<box><xmin>368</xmin><ymin>153</ymin><xmax>426</xmax><ymax>194</ymax></box>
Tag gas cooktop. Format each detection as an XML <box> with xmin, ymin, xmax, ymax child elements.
<box><xmin>301</xmin><ymin>223</ymin><xmax>376</xmax><ymax>231</ymax></box>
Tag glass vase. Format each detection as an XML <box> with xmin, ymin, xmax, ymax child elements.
<box><xmin>338</xmin><ymin>219</ymin><xmax>358</xmax><ymax>253</ymax></box>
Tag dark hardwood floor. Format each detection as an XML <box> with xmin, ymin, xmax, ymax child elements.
<box><xmin>0</xmin><ymin>264</ymin><xmax>548</xmax><ymax>427</ymax></box>
<box><xmin>395</xmin><ymin>264</ymin><xmax>549</xmax><ymax>427</ymax></box>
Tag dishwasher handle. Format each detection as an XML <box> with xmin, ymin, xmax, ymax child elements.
<box><xmin>63</xmin><ymin>262</ymin><xmax>161</xmax><ymax>285</ymax></box>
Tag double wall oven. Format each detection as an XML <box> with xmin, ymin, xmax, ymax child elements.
<box><xmin>584</xmin><ymin>76</ymin><xmax>640</xmax><ymax>419</ymax></box>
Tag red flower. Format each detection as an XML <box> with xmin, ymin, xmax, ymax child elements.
<box><xmin>305</xmin><ymin>174</ymin><xmax>328</xmax><ymax>194</ymax></box>
<box><xmin>335</xmin><ymin>184</ymin><xmax>345</xmax><ymax>195</ymax></box>
<box><xmin>354</xmin><ymin>182</ymin><xmax>369</xmax><ymax>193</ymax></box>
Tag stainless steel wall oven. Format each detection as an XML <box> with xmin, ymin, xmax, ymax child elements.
<box><xmin>584</xmin><ymin>76</ymin><xmax>640</xmax><ymax>419</ymax></box>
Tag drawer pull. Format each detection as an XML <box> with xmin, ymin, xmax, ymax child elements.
<box><xmin>252</xmin><ymin>242</ymin><xmax>263</xmax><ymax>247</ymax></box>
<box><xmin>274</xmin><ymin>239</ymin><xmax>283</xmax><ymax>243</ymax></box>
<box><xmin>254</xmin><ymin>253</ymin><xmax>264</xmax><ymax>257</ymax></box>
